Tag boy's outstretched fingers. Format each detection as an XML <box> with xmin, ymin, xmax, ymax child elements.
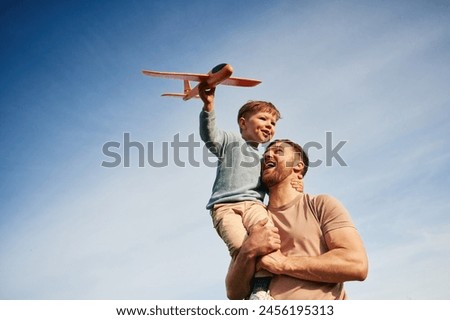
<box><xmin>291</xmin><ymin>178</ymin><xmax>304</xmax><ymax>192</ymax></box>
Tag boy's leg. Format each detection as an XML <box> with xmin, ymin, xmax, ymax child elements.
<box><xmin>211</xmin><ymin>202</ymin><xmax>249</xmax><ymax>257</ymax></box>
<box><xmin>242</xmin><ymin>202</ymin><xmax>273</xmax><ymax>276</ymax></box>
<box><xmin>241</xmin><ymin>201</ymin><xmax>274</xmax><ymax>300</ymax></box>
<box><xmin>212</xmin><ymin>201</ymin><xmax>274</xmax><ymax>299</ymax></box>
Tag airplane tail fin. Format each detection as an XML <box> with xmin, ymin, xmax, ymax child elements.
<box><xmin>183</xmin><ymin>80</ymin><xmax>191</xmax><ymax>94</ymax></box>
<box><xmin>161</xmin><ymin>93</ymin><xmax>186</xmax><ymax>98</ymax></box>
<box><xmin>161</xmin><ymin>80</ymin><xmax>199</xmax><ymax>100</ymax></box>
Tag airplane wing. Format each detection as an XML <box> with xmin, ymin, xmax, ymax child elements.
<box><xmin>142</xmin><ymin>70</ymin><xmax>261</xmax><ymax>87</ymax></box>
<box><xmin>142</xmin><ymin>70</ymin><xmax>209</xmax><ymax>82</ymax></box>
<box><xmin>222</xmin><ymin>77</ymin><xmax>261</xmax><ymax>87</ymax></box>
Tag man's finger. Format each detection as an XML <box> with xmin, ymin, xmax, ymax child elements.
<box><xmin>256</xmin><ymin>218</ymin><xmax>268</xmax><ymax>226</ymax></box>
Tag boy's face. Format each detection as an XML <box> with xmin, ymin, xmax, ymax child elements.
<box><xmin>240</xmin><ymin>111</ymin><xmax>278</xmax><ymax>145</ymax></box>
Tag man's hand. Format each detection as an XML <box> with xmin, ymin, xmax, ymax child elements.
<box><xmin>244</xmin><ymin>218</ymin><xmax>281</xmax><ymax>258</ymax></box>
<box><xmin>199</xmin><ymin>82</ymin><xmax>215</xmax><ymax>112</ymax></box>
<box><xmin>258</xmin><ymin>250</ymin><xmax>287</xmax><ymax>274</ymax></box>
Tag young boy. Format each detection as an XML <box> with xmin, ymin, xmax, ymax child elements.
<box><xmin>198</xmin><ymin>83</ymin><xmax>281</xmax><ymax>300</ymax></box>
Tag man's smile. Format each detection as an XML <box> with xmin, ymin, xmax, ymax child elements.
<box><xmin>263</xmin><ymin>159</ymin><xmax>277</xmax><ymax>171</ymax></box>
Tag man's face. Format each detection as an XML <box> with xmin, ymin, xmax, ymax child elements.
<box><xmin>240</xmin><ymin>111</ymin><xmax>277</xmax><ymax>145</ymax></box>
<box><xmin>262</xmin><ymin>142</ymin><xmax>297</xmax><ymax>188</ymax></box>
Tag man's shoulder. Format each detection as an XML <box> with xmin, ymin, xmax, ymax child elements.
<box><xmin>309</xmin><ymin>193</ymin><xmax>339</xmax><ymax>202</ymax></box>
<box><xmin>302</xmin><ymin>193</ymin><xmax>346</xmax><ymax>213</ymax></box>
<box><xmin>303</xmin><ymin>193</ymin><xmax>352</xmax><ymax>228</ymax></box>
<box><xmin>303</xmin><ymin>193</ymin><xmax>337</xmax><ymax>204</ymax></box>
<box><xmin>299</xmin><ymin>193</ymin><xmax>335</xmax><ymax>204</ymax></box>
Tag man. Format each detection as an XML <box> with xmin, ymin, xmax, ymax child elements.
<box><xmin>225</xmin><ymin>139</ymin><xmax>368</xmax><ymax>300</ymax></box>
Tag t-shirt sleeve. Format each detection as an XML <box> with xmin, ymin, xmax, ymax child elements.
<box><xmin>312</xmin><ymin>194</ymin><xmax>355</xmax><ymax>234</ymax></box>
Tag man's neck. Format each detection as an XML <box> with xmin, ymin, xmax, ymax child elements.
<box><xmin>267</xmin><ymin>176</ymin><xmax>302</xmax><ymax>208</ymax></box>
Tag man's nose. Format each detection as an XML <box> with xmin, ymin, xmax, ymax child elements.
<box><xmin>264</xmin><ymin>152</ymin><xmax>274</xmax><ymax>161</ymax></box>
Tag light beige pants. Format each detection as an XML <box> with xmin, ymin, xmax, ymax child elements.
<box><xmin>211</xmin><ymin>201</ymin><xmax>274</xmax><ymax>278</ymax></box>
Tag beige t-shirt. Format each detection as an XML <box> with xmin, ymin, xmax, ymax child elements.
<box><xmin>268</xmin><ymin>193</ymin><xmax>355</xmax><ymax>300</ymax></box>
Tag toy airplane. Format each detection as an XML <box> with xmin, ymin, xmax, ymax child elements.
<box><xmin>142</xmin><ymin>63</ymin><xmax>261</xmax><ymax>100</ymax></box>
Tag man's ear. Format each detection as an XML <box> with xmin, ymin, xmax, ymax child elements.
<box><xmin>293</xmin><ymin>161</ymin><xmax>305</xmax><ymax>177</ymax></box>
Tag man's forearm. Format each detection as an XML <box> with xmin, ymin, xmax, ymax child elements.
<box><xmin>225</xmin><ymin>219</ymin><xmax>281</xmax><ymax>299</ymax></box>
<box><xmin>270</xmin><ymin>249</ymin><xmax>367</xmax><ymax>283</ymax></box>
<box><xmin>260</xmin><ymin>228</ymin><xmax>368</xmax><ymax>284</ymax></box>
<box><xmin>225</xmin><ymin>250</ymin><xmax>256</xmax><ymax>300</ymax></box>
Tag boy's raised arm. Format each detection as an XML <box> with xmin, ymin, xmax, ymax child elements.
<box><xmin>199</xmin><ymin>82</ymin><xmax>216</xmax><ymax>112</ymax></box>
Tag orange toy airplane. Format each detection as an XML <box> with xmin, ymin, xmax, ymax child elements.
<box><xmin>142</xmin><ymin>63</ymin><xmax>261</xmax><ymax>100</ymax></box>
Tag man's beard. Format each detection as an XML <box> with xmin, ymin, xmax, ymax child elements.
<box><xmin>262</xmin><ymin>166</ymin><xmax>291</xmax><ymax>188</ymax></box>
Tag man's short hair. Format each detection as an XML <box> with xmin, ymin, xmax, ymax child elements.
<box><xmin>265</xmin><ymin>139</ymin><xmax>309</xmax><ymax>177</ymax></box>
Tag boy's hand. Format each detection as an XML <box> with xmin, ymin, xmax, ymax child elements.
<box><xmin>199</xmin><ymin>82</ymin><xmax>216</xmax><ymax>112</ymax></box>
<box><xmin>290</xmin><ymin>175</ymin><xmax>304</xmax><ymax>193</ymax></box>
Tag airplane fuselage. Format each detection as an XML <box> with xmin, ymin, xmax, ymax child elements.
<box><xmin>206</xmin><ymin>63</ymin><xmax>234</xmax><ymax>87</ymax></box>
<box><xmin>184</xmin><ymin>63</ymin><xmax>234</xmax><ymax>100</ymax></box>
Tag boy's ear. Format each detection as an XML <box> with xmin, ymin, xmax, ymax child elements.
<box><xmin>238</xmin><ymin>117</ymin><xmax>246</xmax><ymax>130</ymax></box>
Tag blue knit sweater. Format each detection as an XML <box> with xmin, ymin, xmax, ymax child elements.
<box><xmin>199</xmin><ymin>110</ymin><xmax>266</xmax><ymax>210</ymax></box>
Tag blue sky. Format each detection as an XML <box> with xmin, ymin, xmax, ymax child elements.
<box><xmin>1</xmin><ymin>0</ymin><xmax>449</xmax><ymax>299</ymax></box>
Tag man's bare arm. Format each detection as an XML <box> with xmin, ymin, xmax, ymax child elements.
<box><xmin>259</xmin><ymin>227</ymin><xmax>368</xmax><ymax>283</ymax></box>
<box><xmin>225</xmin><ymin>219</ymin><xmax>281</xmax><ymax>300</ymax></box>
